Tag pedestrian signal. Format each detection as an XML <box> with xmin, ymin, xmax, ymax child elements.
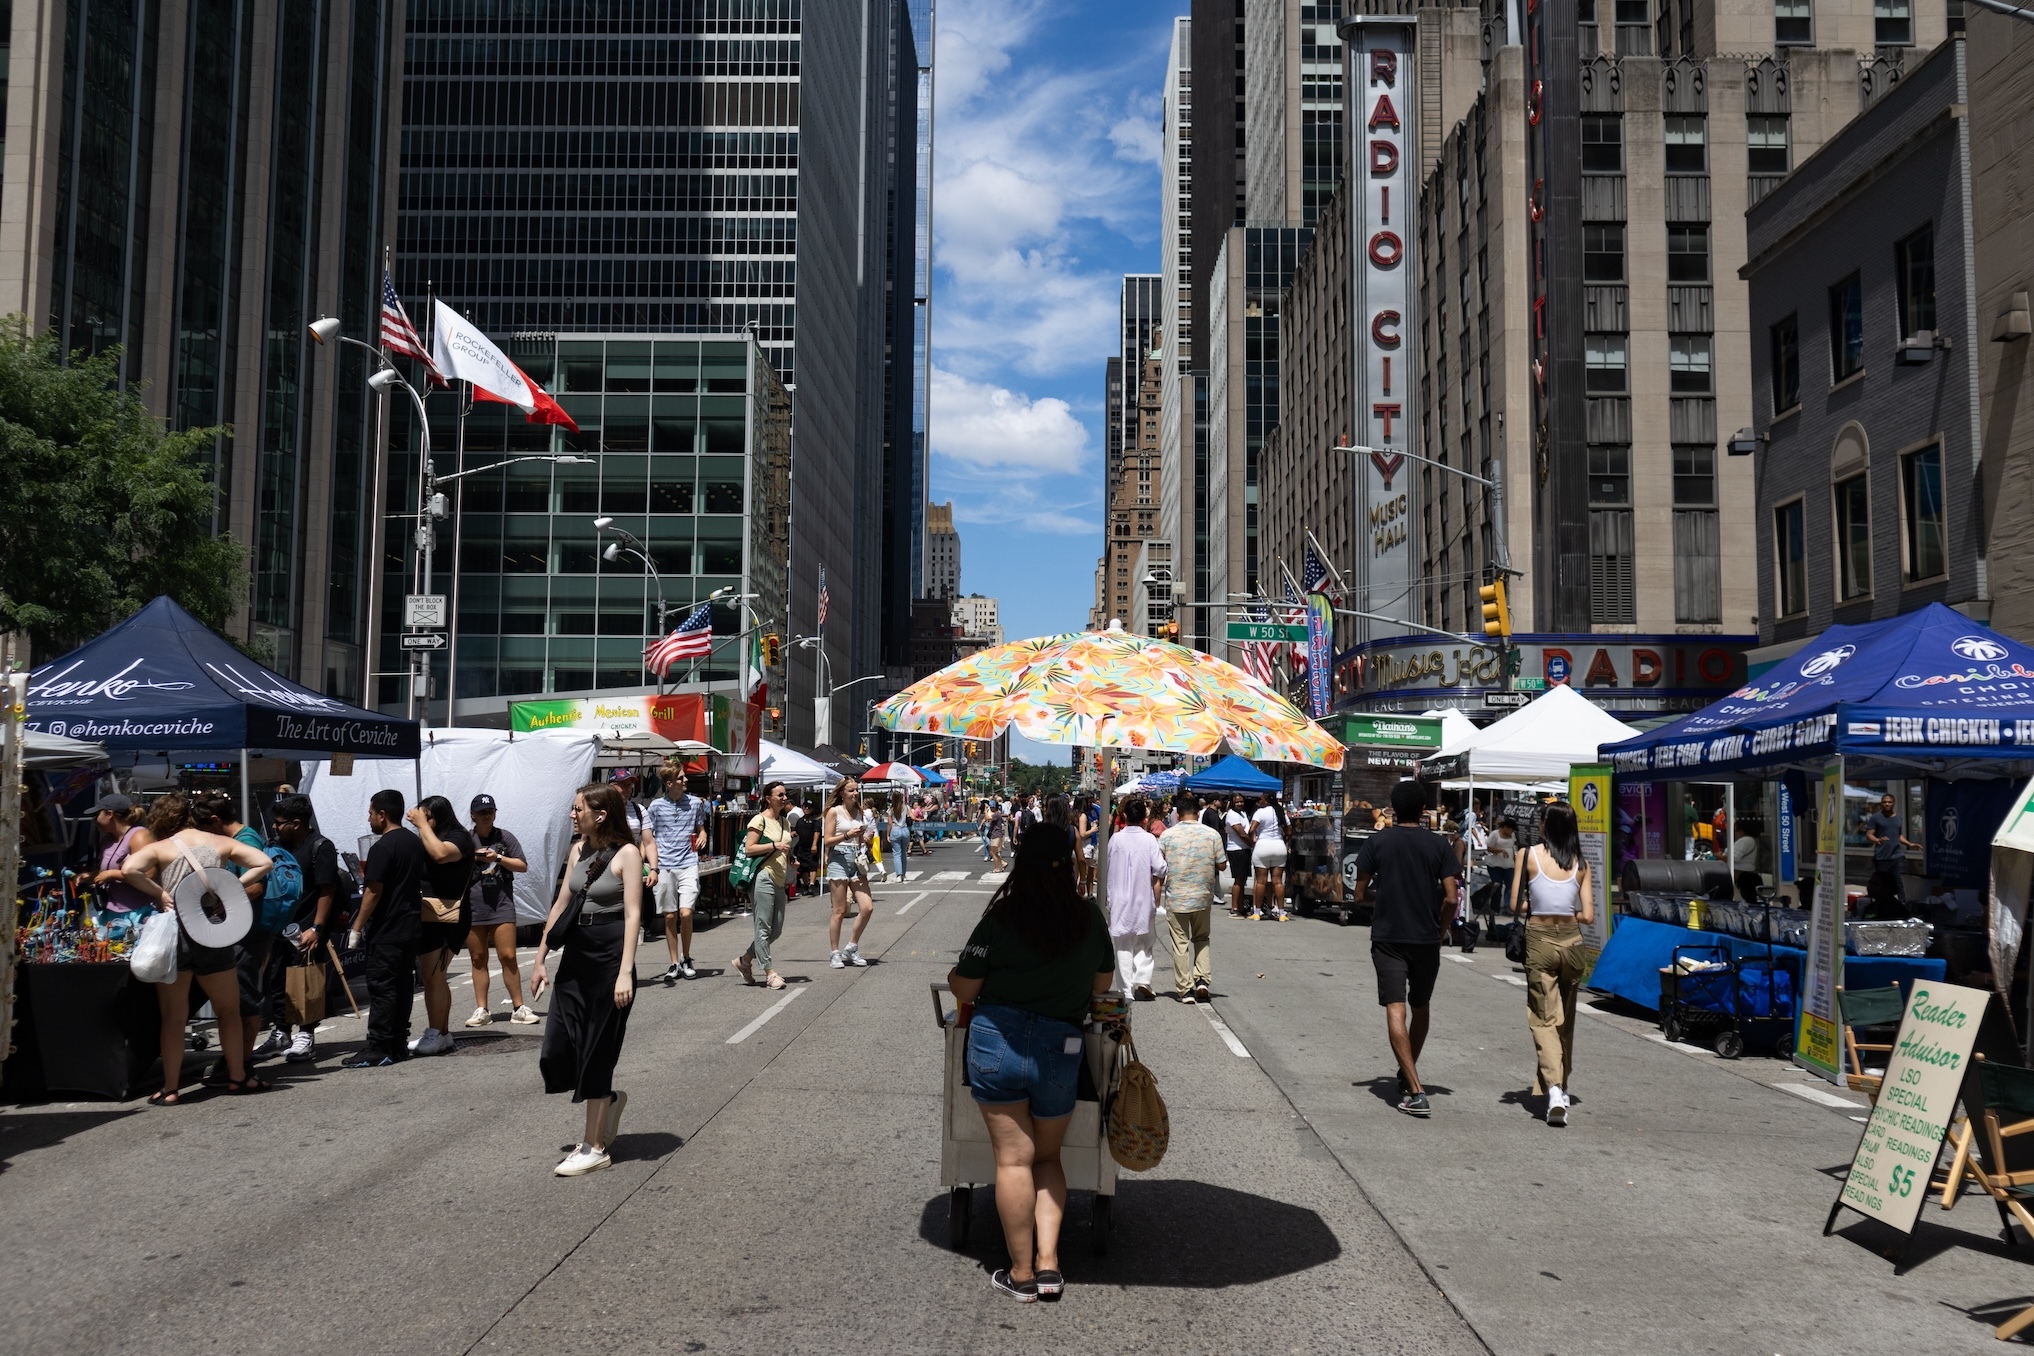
<box><xmin>1478</xmin><ymin>580</ymin><xmax>1512</xmax><ymax>639</ymax></box>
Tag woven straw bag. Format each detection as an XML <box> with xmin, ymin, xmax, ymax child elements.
<box><xmin>1105</xmin><ymin>1036</ymin><xmax>1170</xmax><ymax>1171</ymax></box>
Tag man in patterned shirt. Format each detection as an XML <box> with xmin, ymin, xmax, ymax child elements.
<box><xmin>642</xmin><ymin>761</ymin><xmax>709</xmax><ymax>982</ymax></box>
<box><xmin>1159</xmin><ymin>792</ymin><xmax>1224</xmax><ymax>1003</ymax></box>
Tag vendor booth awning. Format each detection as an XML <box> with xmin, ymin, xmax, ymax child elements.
<box><xmin>1426</xmin><ymin>684</ymin><xmax>1641</xmax><ymax>782</ymax></box>
<box><xmin>759</xmin><ymin>740</ymin><xmax>842</xmax><ymax>787</ymax></box>
<box><xmin>1602</xmin><ymin>604</ymin><xmax>2034</xmax><ymax>780</ymax></box>
<box><xmin>1182</xmin><ymin>755</ymin><xmax>1280</xmax><ymax>795</ymax></box>
<box><xmin>26</xmin><ymin>596</ymin><xmax>419</xmax><ymax>757</ymax></box>
<box><xmin>912</xmin><ymin>765</ymin><xmax>948</xmax><ymax>785</ymax></box>
<box><xmin>23</xmin><ymin>729</ymin><xmax>109</xmax><ymax>770</ymax></box>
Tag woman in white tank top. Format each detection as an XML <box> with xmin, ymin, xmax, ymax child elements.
<box><xmin>1506</xmin><ymin>803</ymin><xmax>1593</xmax><ymax>1127</ymax></box>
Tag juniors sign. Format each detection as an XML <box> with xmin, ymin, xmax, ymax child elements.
<box><xmin>1337</xmin><ymin>14</ymin><xmax>1418</xmax><ymax>639</ymax></box>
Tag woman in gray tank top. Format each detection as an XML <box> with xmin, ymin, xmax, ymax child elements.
<box><xmin>1506</xmin><ymin>802</ymin><xmax>1593</xmax><ymax>1127</ymax></box>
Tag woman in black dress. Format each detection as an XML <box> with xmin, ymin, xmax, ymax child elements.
<box><xmin>406</xmin><ymin>795</ymin><xmax>476</xmax><ymax>1057</ymax></box>
<box><xmin>532</xmin><ymin>783</ymin><xmax>642</xmax><ymax>1177</ymax></box>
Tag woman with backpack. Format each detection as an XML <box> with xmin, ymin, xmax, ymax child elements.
<box><xmin>1507</xmin><ymin>801</ymin><xmax>1593</xmax><ymax>1127</ymax></box>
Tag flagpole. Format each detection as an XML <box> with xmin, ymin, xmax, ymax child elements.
<box><xmin>363</xmin><ymin>247</ymin><xmax>394</xmax><ymax>710</ymax></box>
<box><xmin>444</xmin><ymin>379</ymin><xmax>470</xmax><ymax>727</ymax></box>
<box><xmin>1304</xmin><ymin>528</ymin><xmax>1350</xmax><ymax>598</ymax></box>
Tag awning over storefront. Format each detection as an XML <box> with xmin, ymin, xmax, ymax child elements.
<box><xmin>1602</xmin><ymin>604</ymin><xmax>2034</xmax><ymax>781</ymax></box>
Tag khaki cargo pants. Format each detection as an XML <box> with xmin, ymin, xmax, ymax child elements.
<box><xmin>1524</xmin><ymin>916</ymin><xmax>1585</xmax><ymax>1094</ymax></box>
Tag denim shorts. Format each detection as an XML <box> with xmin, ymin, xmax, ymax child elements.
<box><xmin>965</xmin><ymin>1003</ymin><xmax>1084</xmax><ymax>1119</ymax></box>
<box><xmin>825</xmin><ymin>845</ymin><xmax>862</xmax><ymax>882</ymax></box>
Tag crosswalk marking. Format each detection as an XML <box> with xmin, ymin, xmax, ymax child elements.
<box><xmin>726</xmin><ymin>989</ymin><xmax>804</xmax><ymax>1044</ymax></box>
<box><xmin>929</xmin><ymin>871</ymin><xmax>971</xmax><ymax>882</ymax></box>
<box><xmin>1492</xmin><ymin>973</ymin><xmax>1528</xmax><ymax>988</ymax></box>
<box><xmin>979</xmin><ymin>872</ymin><xmax>1009</xmax><ymax>885</ymax></box>
<box><xmin>1775</xmin><ymin>1081</ymin><xmax>1867</xmax><ymax>1110</ymax></box>
<box><xmin>1445</xmin><ymin>954</ymin><xmax>1477</xmax><ymax>964</ymax></box>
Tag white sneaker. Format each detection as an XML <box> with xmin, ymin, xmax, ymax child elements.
<box><xmin>509</xmin><ymin>1005</ymin><xmax>539</xmax><ymax>1025</ymax></box>
<box><xmin>1546</xmin><ymin>1086</ymin><xmax>1568</xmax><ymax>1128</ymax></box>
<box><xmin>844</xmin><ymin>942</ymin><xmax>869</xmax><ymax>968</ymax></box>
<box><xmin>413</xmin><ymin>1027</ymin><xmax>450</xmax><ymax>1056</ymax></box>
<box><xmin>829</xmin><ymin>950</ymin><xmax>846</xmax><ymax>969</ymax></box>
<box><xmin>463</xmin><ymin>1006</ymin><xmax>492</xmax><ymax>1028</ymax></box>
<box><xmin>250</xmin><ymin>1026</ymin><xmax>289</xmax><ymax>1059</ymax></box>
<box><xmin>283</xmin><ymin>1031</ymin><xmax>317</xmax><ymax>1063</ymax></box>
<box><xmin>554</xmin><ymin>1144</ymin><xmax>612</xmax><ymax>1177</ymax></box>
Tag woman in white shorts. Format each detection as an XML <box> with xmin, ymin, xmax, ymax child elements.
<box><xmin>1250</xmin><ymin>791</ymin><xmax>1291</xmax><ymax>922</ymax></box>
<box><xmin>823</xmin><ymin>780</ymin><xmax>875</xmax><ymax>968</ymax></box>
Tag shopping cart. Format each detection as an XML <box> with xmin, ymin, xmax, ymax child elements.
<box><xmin>930</xmin><ymin>983</ymin><xmax>1124</xmax><ymax>1254</ymax></box>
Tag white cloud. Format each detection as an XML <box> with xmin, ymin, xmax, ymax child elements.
<box><xmin>951</xmin><ymin>486</ymin><xmax>1100</xmax><ymax>538</ymax></box>
<box><xmin>930</xmin><ymin>366</ymin><xmax>1088</xmax><ymax>475</ymax></box>
<box><xmin>1109</xmin><ymin>112</ymin><xmax>1161</xmax><ymax>166</ymax></box>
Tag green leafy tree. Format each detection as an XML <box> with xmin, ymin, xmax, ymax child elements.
<box><xmin>0</xmin><ymin>321</ymin><xmax>244</xmax><ymax>659</ymax></box>
<box><xmin>1008</xmin><ymin>759</ymin><xmax>1073</xmax><ymax>798</ymax></box>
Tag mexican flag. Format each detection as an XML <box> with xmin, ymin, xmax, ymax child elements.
<box><xmin>742</xmin><ymin>623</ymin><xmax>767</xmax><ymax>704</ymax></box>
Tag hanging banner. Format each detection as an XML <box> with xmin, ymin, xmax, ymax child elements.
<box><xmin>508</xmin><ymin>691</ymin><xmax>757</xmax><ymax>774</ymax></box>
<box><xmin>1305</xmin><ymin>590</ymin><xmax>1334</xmax><ymax>719</ymax></box>
<box><xmin>1776</xmin><ymin>779</ymin><xmax>1797</xmax><ymax>884</ymax></box>
<box><xmin>1926</xmin><ymin>778</ymin><xmax>2018</xmax><ymax>889</ymax></box>
<box><xmin>1569</xmin><ymin>764</ymin><xmax>1614</xmax><ymax>980</ymax></box>
<box><xmin>1797</xmin><ymin>759</ymin><xmax>1847</xmax><ymax>1082</ymax></box>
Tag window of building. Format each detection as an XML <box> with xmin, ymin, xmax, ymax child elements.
<box><xmin>1829</xmin><ymin>273</ymin><xmax>1864</xmax><ymax>381</ymax></box>
<box><xmin>1590</xmin><ymin>508</ymin><xmax>1637</xmax><ymax>623</ymax></box>
<box><xmin>1675</xmin><ymin>509</ymin><xmax>1722</xmax><ymax>622</ymax></box>
<box><xmin>1584</xmin><ymin>223</ymin><xmax>1626</xmax><ymax>282</ymax></box>
<box><xmin>1775</xmin><ymin>498</ymin><xmax>1807</xmax><ymax>616</ymax></box>
<box><xmin>1581</xmin><ymin>114</ymin><xmax>1624</xmax><ymax>173</ymax></box>
<box><xmin>1664</xmin><ymin>115</ymin><xmax>1707</xmax><ymax>173</ymax></box>
<box><xmin>1667</xmin><ymin>224</ymin><xmax>1710</xmax><ymax>283</ymax></box>
<box><xmin>1614</xmin><ymin>0</ymin><xmax>1647</xmax><ymax>21</ymax></box>
<box><xmin>1896</xmin><ymin>223</ymin><xmax>1936</xmax><ymax>337</ymax></box>
<box><xmin>1586</xmin><ymin>334</ymin><xmax>1628</xmax><ymax>394</ymax></box>
<box><xmin>1747</xmin><ymin>116</ymin><xmax>1791</xmax><ymax>175</ymax></box>
<box><xmin>1776</xmin><ymin>0</ymin><xmax>1814</xmax><ymax>44</ymax></box>
<box><xmin>1670</xmin><ymin>335</ymin><xmax>1714</xmax><ymax>393</ymax></box>
<box><xmin>1673</xmin><ymin>445</ymin><xmax>1715</xmax><ymax>506</ymax></box>
<box><xmin>1771</xmin><ymin>312</ymin><xmax>1801</xmax><ymax>412</ymax></box>
<box><xmin>1875</xmin><ymin>0</ymin><xmax>1913</xmax><ymax>44</ymax></box>
<box><xmin>1901</xmin><ymin>443</ymin><xmax>1946</xmax><ymax>581</ymax></box>
<box><xmin>1589</xmin><ymin>445</ymin><xmax>1631</xmax><ymax>504</ymax></box>
<box><xmin>1834</xmin><ymin>472</ymin><xmax>1872</xmax><ymax>600</ymax></box>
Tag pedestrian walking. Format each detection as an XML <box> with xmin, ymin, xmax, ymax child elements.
<box><xmin>533</xmin><ymin>784</ymin><xmax>643</xmax><ymax>1177</ymax></box>
<box><xmin>888</xmin><ymin>794</ymin><xmax>913</xmax><ymax>882</ymax></box>
<box><xmin>406</xmin><ymin>796</ymin><xmax>476</xmax><ymax>1057</ymax></box>
<box><xmin>1250</xmin><ymin>791</ymin><xmax>1291</xmax><ymax>922</ymax></box>
<box><xmin>793</xmin><ymin>796</ymin><xmax>824</xmax><ymax>896</ymax></box>
<box><xmin>343</xmin><ymin>789</ymin><xmax>431</xmax><ymax>1068</ymax></box>
<box><xmin>1076</xmin><ymin>795</ymin><xmax>1100</xmax><ymax>895</ymax></box>
<box><xmin>1508</xmin><ymin>801</ymin><xmax>1593</xmax><ymax>1126</ymax></box>
<box><xmin>642</xmin><ymin>762</ymin><xmax>710</xmax><ymax>982</ymax></box>
<box><xmin>946</xmin><ymin>827</ymin><xmax>1118</xmax><ymax>1302</ymax></box>
<box><xmin>1105</xmin><ymin>797</ymin><xmax>1166</xmax><ymax>1001</ymax></box>
<box><xmin>265</xmin><ymin>793</ymin><xmax>344</xmax><ymax>1063</ymax></box>
<box><xmin>735</xmin><ymin>781</ymin><xmax>794</xmax><ymax>990</ymax></box>
<box><xmin>1353</xmin><ymin>780</ymin><xmax>1460</xmax><ymax>1118</ymax></box>
<box><xmin>1158</xmin><ymin>794</ymin><xmax>1222</xmax><ymax>1002</ymax></box>
<box><xmin>118</xmin><ymin>794</ymin><xmax>275</xmax><ymax>1102</ymax></box>
<box><xmin>1222</xmin><ymin>793</ymin><xmax>1253</xmax><ymax>916</ymax></box>
<box><xmin>824</xmin><ymin>780</ymin><xmax>876</xmax><ymax>968</ymax></box>
<box><xmin>986</xmin><ymin>800</ymin><xmax>1010</xmax><ymax>869</ymax></box>
<box><xmin>464</xmin><ymin>793</ymin><xmax>535</xmax><ymax>1027</ymax></box>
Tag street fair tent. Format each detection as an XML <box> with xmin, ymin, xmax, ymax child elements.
<box><xmin>760</xmin><ymin>740</ymin><xmax>843</xmax><ymax>788</ymax></box>
<box><xmin>1182</xmin><ymin>755</ymin><xmax>1281</xmax><ymax>795</ymax></box>
<box><xmin>1600</xmin><ymin>604</ymin><xmax>2034</xmax><ymax>781</ymax></box>
<box><xmin>26</xmin><ymin>596</ymin><xmax>420</xmax><ymax>758</ymax></box>
<box><xmin>301</xmin><ymin>727</ymin><xmax>601</xmax><ymax>924</ymax></box>
<box><xmin>1426</xmin><ymin>707</ymin><xmax>1482</xmax><ymax>758</ymax></box>
<box><xmin>808</xmin><ymin>745</ymin><xmax>871</xmax><ymax>780</ymax></box>
<box><xmin>862</xmin><ymin>762</ymin><xmax>924</xmax><ymax>785</ymax></box>
<box><xmin>912</xmin><ymin>765</ymin><xmax>949</xmax><ymax>785</ymax></box>
<box><xmin>23</xmin><ymin>730</ymin><xmax>109</xmax><ymax>771</ymax></box>
<box><xmin>1434</xmin><ymin>683</ymin><xmax>1641</xmax><ymax>782</ymax></box>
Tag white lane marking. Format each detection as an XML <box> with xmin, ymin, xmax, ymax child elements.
<box><xmin>1641</xmin><ymin>1031</ymin><xmax>1713</xmax><ymax>1057</ymax></box>
<box><xmin>1492</xmin><ymin>973</ymin><xmax>1528</xmax><ymax>987</ymax></box>
<box><xmin>1775</xmin><ymin>1081</ymin><xmax>1867</xmax><ymax>1110</ymax></box>
<box><xmin>930</xmin><ymin>871</ymin><xmax>971</xmax><ymax>881</ymax></box>
<box><xmin>1204</xmin><ymin>1007</ymin><xmax>1253</xmax><ymax>1058</ymax></box>
<box><xmin>725</xmin><ymin>989</ymin><xmax>804</xmax><ymax>1044</ymax></box>
<box><xmin>979</xmin><ymin>872</ymin><xmax>1009</xmax><ymax>885</ymax></box>
<box><xmin>1850</xmin><ymin>1115</ymin><xmax>1871</xmax><ymax>1123</ymax></box>
<box><xmin>896</xmin><ymin>891</ymin><xmax>930</xmax><ymax>915</ymax></box>
<box><xmin>1445</xmin><ymin>954</ymin><xmax>1477</xmax><ymax>964</ymax></box>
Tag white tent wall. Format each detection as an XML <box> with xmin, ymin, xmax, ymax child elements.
<box><xmin>758</xmin><ymin>740</ymin><xmax>842</xmax><ymax>788</ymax></box>
<box><xmin>1448</xmin><ymin>685</ymin><xmax>1642</xmax><ymax>782</ymax></box>
<box><xmin>301</xmin><ymin>728</ymin><xmax>602</xmax><ymax>925</ymax></box>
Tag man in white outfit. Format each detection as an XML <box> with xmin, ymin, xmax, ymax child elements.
<box><xmin>1106</xmin><ymin>797</ymin><xmax>1167</xmax><ymax>1001</ymax></box>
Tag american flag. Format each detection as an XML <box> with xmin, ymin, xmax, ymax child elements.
<box><xmin>380</xmin><ymin>273</ymin><xmax>444</xmax><ymax>384</ymax></box>
<box><xmin>1282</xmin><ymin>573</ymin><xmax>1310</xmax><ymax>673</ymax></box>
<box><xmin>1302</xmin><ymin>542</ymin><xmax>1339</xmax><ymax>600</ymax></box>
<box><xmin>817</xmin><ymin>565</ymin><xmax>830</xmax><ymax>628</ymax></box>
<box><xmin>644</xmin><ymin>602</ymin><xmax>714</xmax><ymax>676</ymax></box>
<box><xmin>1237</xmin><ymin>606</ymin><xmax>1277</xmax><ymax>686</ymax></box>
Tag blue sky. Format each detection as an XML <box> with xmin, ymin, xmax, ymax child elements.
<box><xmin>928</xmin><ymin>0</ymin><xmax>1179</xmax><ymax>641</ymax></box>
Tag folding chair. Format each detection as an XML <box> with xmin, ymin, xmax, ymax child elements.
<box><xmin>1972</xmin><ymin>1056</ymin><xmax>2034</xmax><ymax>1338</ymax></box>
<box><xmin>1838</xmin><ymin>985</ymin><xmax>1906</xmax><ymax>1101</ymax></box>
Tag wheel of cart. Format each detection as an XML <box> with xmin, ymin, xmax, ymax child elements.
<box><xmin>931</xmin><ymin>982</ymin><xmax>1124</xmax><ymax>1254</ymax></box>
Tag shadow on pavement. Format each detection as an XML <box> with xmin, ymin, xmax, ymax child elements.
<box><xmin>1833</xmin><ymin>1213</ymin><xmax>2022</xmax><ymax>1274</ymax></box>
<box><xmin>919</xmin><ymin>1179</ymin><xmax>1342</xmax><ymax>1287</ymax></box>
<box><xmin>0</xmin><ymin>1108</ymin><xmax>140</xmax><ymax>1173</ymax></box>
<box><xmin>1955</xmin><ymin>1295</ymin><xmax>2034</xmax><ymax>1341</ymax></box>
<box><xmin>1355</xmin><ymin>1076</ymin><xmax>1454</xmax><ymax>1105</ymax></box>
<box><xmin>610</xmin><ymin>1131</ymin><xmax>682</xmax><ymax>1163</ymax></box>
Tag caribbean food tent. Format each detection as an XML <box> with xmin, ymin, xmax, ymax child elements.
<box><xmin>25</xmin><ymin>596</ymin><xmax>420</xmax><ymax>758</ymax></box>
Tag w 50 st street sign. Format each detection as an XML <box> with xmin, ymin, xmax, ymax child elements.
<box><xmin>1227</xmin><ymin>621</ymin><xmax>1309</xmax><ymax>643</ymax></box>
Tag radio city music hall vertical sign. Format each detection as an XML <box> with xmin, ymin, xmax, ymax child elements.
<box><xmin>1337</xmin><ymin>14</ymin><xmax>1418</xmax><ymax>637</ymax></box>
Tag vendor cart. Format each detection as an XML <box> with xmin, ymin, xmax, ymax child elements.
<box><xmin>1659</xmin><ymin>941</ymin><xmax>1797</xmax><ymax>1060</ymax></box>
<box><xmin>931</xmin><ymin>983</ymin><xmax>1124</xmax><ymax>1253</ymax></box>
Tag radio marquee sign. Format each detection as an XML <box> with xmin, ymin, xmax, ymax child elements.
<box><xmin>1337</xmin><ymin>14</ymin><xmax>1419</xmax><ymax>637</ymax></box>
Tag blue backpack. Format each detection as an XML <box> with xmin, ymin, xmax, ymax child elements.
<box><xmin>259</xmin><ymin>844</ymin><xmax>305</xmax><ymax>932</ymax></box>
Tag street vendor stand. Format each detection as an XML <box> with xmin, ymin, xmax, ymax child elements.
<box><xmin>1598</xmin><ymin>603</ymin><xmax>2034</xmax><ymax>1081</ymax></box>
<box><xmin>13</xmin><ymin>596</ymin><xmax>421</xmax><ymax>1097</ymax></box>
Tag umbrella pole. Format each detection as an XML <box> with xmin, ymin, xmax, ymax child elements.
<box><xmin>1096</xmin><ymin>768</ymin><xmax>1112</xmax><ymax>912</ymax></box>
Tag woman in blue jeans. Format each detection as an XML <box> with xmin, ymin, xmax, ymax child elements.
<box><xmin>948</xmin><ymin>828</ymin><xmax>1117</xmax><ymax>1303</ymax></box>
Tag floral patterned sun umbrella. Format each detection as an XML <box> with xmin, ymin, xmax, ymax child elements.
<box><xmin>872</xmin><ymin>623</ymin><xmax>1343</xmax><ymax>770</ymax></box>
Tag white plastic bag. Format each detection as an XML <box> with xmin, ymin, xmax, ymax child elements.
<box><xmin>130</xmin><ymin>910</ymin><xmax>179</xmax><ymax>986</ymax></box>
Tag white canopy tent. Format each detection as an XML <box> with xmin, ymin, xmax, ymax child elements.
<box><xmin>1443</xmin><ymin>684</ymin><xmax>1643</xmax><ymax>781</ymax></box>
<box><xmin>1423</xmin><ymin>707</ymin><xmax>1483</xmax><ymax>759</ymax></box>
<box><xmin>759</xmin><ymin>740</ymin><xmax>842</xmax><ymax>788</ymax></box>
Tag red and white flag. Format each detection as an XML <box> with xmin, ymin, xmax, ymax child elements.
<box><xmin>645</xmin><ymin>602</ymin><xmax>714</xmax><ymax>677</ymax></box>
<box><xmin>380</xmin><ymin>273</ymin><xmax>444</xmax><ymax>385</ymax></box>
<box><xmin>471</xmin><ymin>361</ymin><xmax>581</xmax><ymax>432</ymax></box>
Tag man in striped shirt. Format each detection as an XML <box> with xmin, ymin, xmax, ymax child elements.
<box><xmin>642</xmin><ymin>759</ymin><xmax>710</xmax><ymax>982</ymax></box>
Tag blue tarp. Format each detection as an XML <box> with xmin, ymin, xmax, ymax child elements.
<box><xmin>1182</xmin><ymin>755</ymin><xmax>1280</xmax><ymax>795</ymax></box>
<box><xmin>1587</xmin><ymin>915</ymin><xmax>1944</xmax><ymax>1011</ymax></box>
<box><xmin>1601</xmin><ymin>603</ymin><xmax>2034</xmax><ymax>780</ymax></box>
<box><xmin>26</xmin><ymin>596</ymin><xmax>421</xmax><ymax>757</ymax></box>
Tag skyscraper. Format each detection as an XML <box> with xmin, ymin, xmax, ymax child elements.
<box><xmin>1158</xmin><ymin>17</ymin><xmax>1196</xmax><ymax>642</ymax></box>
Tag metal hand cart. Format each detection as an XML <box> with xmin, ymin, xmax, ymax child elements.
<box><xmin>930</xmin><ymin>983</ymin><xmax>1124</xmax><ymax>1254</ymax></box>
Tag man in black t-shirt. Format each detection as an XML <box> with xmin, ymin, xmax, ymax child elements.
<box><xmin>344</xmin><ymin>789</ymin><xmax>429</xmax><ymax>1067</ymax></box>
<box><xmin>267</xmin><ymin>794</ymin><xmax>344</xmax><ymax>1064</ymax></box>
<box><xmin>1354</xmin><ymin>780</ymin><xmax>1459</xmax><ymax>1118</ymax></box>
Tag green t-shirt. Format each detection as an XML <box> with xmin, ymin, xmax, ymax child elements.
<box><xmin>955</xmin><ymin>901</ymin><xmax>1115</xmax><ymax>1026</ymax></box>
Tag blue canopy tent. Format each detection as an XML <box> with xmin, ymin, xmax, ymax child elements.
<box><xmin>1183</xmin><ymin>755</ymin><xmax>1280</xmax><ymax>795</ymax></box>
<box><xmin>912</xmin><ymin>765</ymin><xmax>949</xmax><ymax>785</ymax></box>
<box><xmin>1600</xmin><ymin>604</ymin><xmax>2034</xmax><ymax>783</ymax></box>
<box><xmin>26</xmin><ymin>596</ymin><xmax>421</xmax><ymax>759</ymax></box>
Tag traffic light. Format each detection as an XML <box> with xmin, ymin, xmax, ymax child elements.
<box><xmin>1163</xmin><ymin>619</ymin><xmax>1180</xmax><ymax>641</ymax></box>
<box><xmin>1479</xmin><ymin>579</ymin><xmax>1512</xmax><ymax>639</ymax></box>
<box><xmin>763</xmin><ymin>633</ymin><xmax>782</xmax><ymax>666</ymax></box>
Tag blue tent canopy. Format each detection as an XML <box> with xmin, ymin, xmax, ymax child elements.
<box><xmin>1182</xmin><ymin>755</ymin><xmax>1280</xmax><ymax>794</ymax></box>
<box><xmin>26</xmin><ymin>596</ymin><xmax>422</xmax><ymax>757</ymax></box>
<box><xmin>912</xmin><ymin>765</ymin><xmax>949</xmax><ymax>785</ymax></box>
<box><xmin>1601</xmin><ymin>603</ymin><xmax>2034</xmax><ymax>781</ymax></box>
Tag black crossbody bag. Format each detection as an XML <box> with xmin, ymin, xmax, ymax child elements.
<box><xmin>545</xmin><ymin>845</ymin><xmax>618</xmax><ymax>951</ymax></box>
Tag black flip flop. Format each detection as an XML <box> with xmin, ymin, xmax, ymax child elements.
<box><xmin>225</xmin><ymin>1074</ymin><xmax>272</xmax><ymax>1094</ymax></box>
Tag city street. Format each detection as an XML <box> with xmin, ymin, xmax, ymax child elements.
<box><xmin>1</xmin><ymin>839</ymin><xmax>2027</xmax><ymax>1354</ymax></box>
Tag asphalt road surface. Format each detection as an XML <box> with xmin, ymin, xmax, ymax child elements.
<box><xmin>1</xmin><ymin>838</ymin><xmax>2027</xmax><ymax>1353</ymax></box>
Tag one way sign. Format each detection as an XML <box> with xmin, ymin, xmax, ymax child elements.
<box><xmin>400</xmin><ymin>632</ymin><xmax>448</xmax><ymax>650</ymax></box>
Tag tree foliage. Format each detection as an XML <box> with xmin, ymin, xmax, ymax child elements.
<box><xmin>1007</xmin><ymin>758</ymin><xmax>1074</xmax><ymax>798</ymax></box>
<box><xmin>0</xmin><ymin>321</ymin><xmax>245</xmax><ymax>659</ymax></box>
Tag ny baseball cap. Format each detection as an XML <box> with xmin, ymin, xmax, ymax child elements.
<box><xmin>470</xmin><ymin>793</ymin><xmax>498</xmax><ymax>814</ymax></box>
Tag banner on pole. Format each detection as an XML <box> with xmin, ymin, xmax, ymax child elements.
<box><xmin>1305</xmin><ymin>591</ymin><xmax>1334</xmax><ymax>719</ymax></box>
<box><xmin>1569</xmin><ymin>764</ymin><xmax>1614</xmax><ymax>980</ymax></box>
<box><xmin>1797</xmin><ymin>759</ymin><xmax>1847</xmax><ymax>1082</ymax></box>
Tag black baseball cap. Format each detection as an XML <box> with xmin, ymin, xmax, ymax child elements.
<box><xmin>93</xmin><ymin>792</ymin><xmax>135</xmax><ymax>815</ymax></box>
<box><xmin>470</xmin><ymin>793</ymin><xmax>498</xmax><ymax>814</ymax></box>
